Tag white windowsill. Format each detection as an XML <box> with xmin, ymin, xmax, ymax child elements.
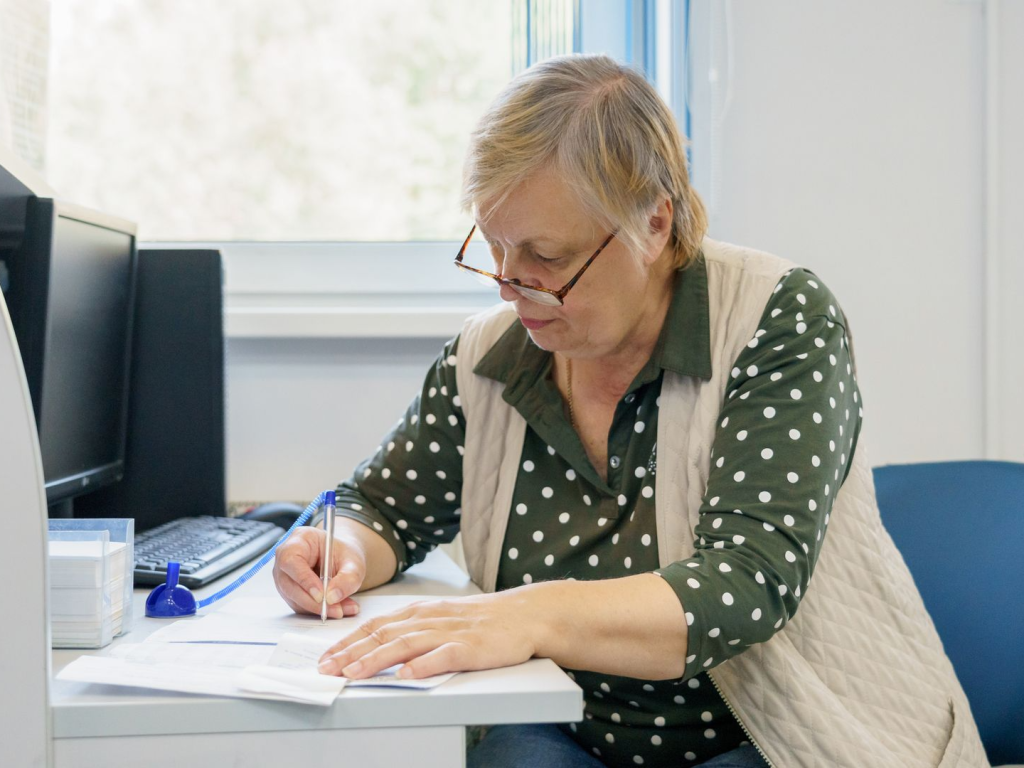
<box><xmin>143</xmin><ymin>240</ymin><xmax>499</xmax><ymax>340</ymax></box>
<box><xmin>224</xmin><ymin>305</ymin><xmax>487</xmax><ymax>339</ymax></box>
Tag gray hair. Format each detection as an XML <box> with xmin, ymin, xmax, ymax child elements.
<box><xmin>462</xmin><ymin>53</ymin><xmax>707</xmax><ymax>269</ymax></box>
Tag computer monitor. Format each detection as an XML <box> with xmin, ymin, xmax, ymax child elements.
<box><xmin>4</xmin><ymin>197</ymin><xmax>137</xmax><ymax>516</ymax></box>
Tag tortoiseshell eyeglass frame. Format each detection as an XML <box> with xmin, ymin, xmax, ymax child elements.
<box><xmin>454</xmin><ymin>225</ymin><xmax>617</xmax><ymax>306</ymax></box>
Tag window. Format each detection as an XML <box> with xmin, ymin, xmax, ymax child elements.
<box><xmin>47</xmin><ymin>1</ymin><xmax>517</xmax><ymax>242</ymax></box>
<box><xmin>41</xmin><ymin>1</ymin><xmax>688</xmax><ymax>336</ymax></box>
<box><xmin>0</xmin><ymin>0</ymin><xmax>49</xmax><ymax>172</ymax></box>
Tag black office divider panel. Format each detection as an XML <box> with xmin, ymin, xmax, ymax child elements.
<box><xmin>75</xmin><ymin>249</ymin><xmax>226</xmax><ymax>530</ymax></box>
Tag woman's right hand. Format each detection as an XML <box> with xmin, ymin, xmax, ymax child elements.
<box><xmin>272</xmin><ymin>526</ymin><xmax>365</xmax><ymax>619</ymax></box>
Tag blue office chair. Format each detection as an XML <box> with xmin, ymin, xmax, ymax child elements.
<box><xmin>873</xmin><ymin>461</ymin><xmax>1024</xmax><ymax>766</ymax></box>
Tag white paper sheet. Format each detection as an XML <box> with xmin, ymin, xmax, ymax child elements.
<box><xmin>206</xmin><ymin>595</ymin><xmax>460</xmax><ymax>689</ymax></box>
<box><xmin>57</xmin><ymin>595</ymin><xmax>460</xmax><ymax>704</ymax></box>
<box><xmin>145</xmin><ymin>613</ymin><xmax>303</xmax><ymax>645</ymax></box>
<box><xmin>268</xmin><ymin>632</ymin><xmax>457</xmax><ymax>690</ymax></box>
<box><xmin>214</xmin><ymin>594</ymin><xmax>431</xmax><ymax>626</ymax></box>
<box><xmin>59</xmin><ymin>655</ymin><xmax>247</xmax><ymax>698</ymax></box>
<box><xmin>57</xmin><ymin>652</ymin><xmax>346</xmax><ymax>706</ymax></box>
<box><xmin>236</xmin><ymin>665</ymin><xmax>348</xmax><ymax>700</ymax></box>
<box><xmin>346</xmin><ymin>666</ymin><xmax>458</xmax><ymax>690</ymax></box>
<box><xmin>60</xmin><ymin>638</ymin><xmax>347</xmax><ymax>705</ymax></box>
<box><xmin>111</xmin><ymin>641</ymin><xmax>274</xmax><ymax>668</ymax></box>
<box><xmin>144</xmin><ymin>595</ymin><xmax>427</xmax><ymax>645</ymax></box>
<box><xmin>267</xmin><ymin>632</ymin><xmax>330</xmax><ymax>668</ymax></box>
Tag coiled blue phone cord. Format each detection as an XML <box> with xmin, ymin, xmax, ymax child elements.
<box><xmin>196</xmin><ymin>490</ymin><xmax>328</xmax><ymax>608</ymax></box>
<box><xmin>146</xmin><ymin>490</ymin><xmax>332</xmax><ymax>617</ymax></box>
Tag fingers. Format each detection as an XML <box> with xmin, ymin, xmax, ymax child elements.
<box><xmin>398</xmin><ymin>643</ymin><xmax>465</xmax><ymax>679</ymax></box>
<box><xmin>325</xmin><ymin>558</ymin><xmax>365</xmax><ymax>605</ymax></box>
<box><xmin>319</xmin><ymin>627</ymin><xmax>462</xmax><ymax>679</ymax></box>
<box><xmin>274</xmin><ymin>568</ymin><xmax>355</xmax><ymax>618</ymax></box>
<box><xmin>319</xmin><ymin>601</ymin><xmax>427</xmax><ymax>658</ymax></box>
<box><xmin>274</xmin><ymin>528</ymin><xmax>328</xmax><ymax>603</ymax></box>
<box><xmin>339</xmin><ymin>596</ymin><xmax>361</xmax><ymax>615</ymax></box>
<box><xmin>273</xmin><ymin>528</ymin><xmax>367</xmax><ymax>613</ymax></box>
<box><xmin>313</xmin><ymin>597</ymin><xmax>519</xmax><ymax>681</ymax></box>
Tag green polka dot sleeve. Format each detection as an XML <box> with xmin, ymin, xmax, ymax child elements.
<box><xmin>658</xmin><ymin>269</ymin><xmax>863</xmax><ymax>680</ymax></box>
<box><xmin>332</xmin><ymin>337</ymin><xmax>465</xmax><ymax>572</ymax></box>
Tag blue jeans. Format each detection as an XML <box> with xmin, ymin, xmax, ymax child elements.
<box><xmin>466</xmin><ymin>724</ymin><xmax>767</xmax><ymax>768</ymax></box>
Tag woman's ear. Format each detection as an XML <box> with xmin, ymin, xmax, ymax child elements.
<box><xmin>644</xmin><ymin>197</ymin><xmax>674</xmax><ymax>266</ymax></box>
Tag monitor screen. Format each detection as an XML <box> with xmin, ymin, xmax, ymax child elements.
<box><xmin>3</xmin><ymin>198</ymin><xmax>138</xmax><ymax>512</ymax></box>
<box><xmin>37</xmin><ymin>210</ymin><xmax>135</xmax><ymax>504</ymax></box>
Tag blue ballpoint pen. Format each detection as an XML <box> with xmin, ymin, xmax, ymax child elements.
<box><xmin>320</xmin><ymin>490</ymin><xmax>336</xmax><ymax>624</ymax></box>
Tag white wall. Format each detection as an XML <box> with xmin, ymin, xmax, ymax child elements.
<box><xmin>224</xmin><ymin>0</ymin><xmax>1022</xmax><ymax>503</ymax></box>
<box><xmin>994</xmin><ymin>0</ymin><xmax>1024</xmax><ymax>462</ymax></box>
<box><xmin>688</xmin><ymin>0</ymin><xmax>987</xmax><ymax>466</ymax></box>
<box><xmin>226</xmin><ymin>336</ymin><xmax>445</xmax><ymax>502</ymax></box>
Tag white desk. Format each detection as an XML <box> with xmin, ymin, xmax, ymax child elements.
<box><xmin>50</xmin><ymin>550</ymin><xmax>583</xmax><ymax>768</ymax></box>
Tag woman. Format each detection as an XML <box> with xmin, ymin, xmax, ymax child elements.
<box><xmin>272</xmin><ymin>55</ymin><xmax>987</xmax><ymax>768</ymax></box>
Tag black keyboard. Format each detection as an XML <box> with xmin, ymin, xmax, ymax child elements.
<box><xmin>133</xmin><ymin>516</ymin><xmax>286</xmax><ymax>589</ymax></box>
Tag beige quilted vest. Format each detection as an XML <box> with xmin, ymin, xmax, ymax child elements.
<box><xmin>454</xmin><ymin>238</ymin><xmax>989</xmax><ymax>768</ymax></box>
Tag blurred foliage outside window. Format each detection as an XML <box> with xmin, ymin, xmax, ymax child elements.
<box><xmin>46</xmin><ymin>0</ymin><xmax>517</xmax><ymax>242</ymax></box>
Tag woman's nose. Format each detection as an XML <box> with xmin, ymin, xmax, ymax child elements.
<box><xmin>495</xmin><ymin>252</ymin><xmax>545</xmax><ymax>302</ymax></box>
<box><xmin>495</xmin><ymin>253</ymin><xmax>526</xmax><ymax>302</ymax></box>
<box><xmin>498</xmin><ymin>280</ymin><xmax>520</xmax><ymax>303</ymax></box>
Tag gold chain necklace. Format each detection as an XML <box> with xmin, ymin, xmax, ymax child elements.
<box><xmin>566</xmin><ymin>356</ymin><xmax>577</xmax><ymax>430</ymax></box>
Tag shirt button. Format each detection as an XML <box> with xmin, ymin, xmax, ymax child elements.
<box><xmin>625</xmin><ymin>394</ymin><xmax>636</xmax><ymax>404</ymax></box>
<box><xmin>609</xmin><ymin>456</ymin><xmax>621</xmax><ymax>469</ymax></box>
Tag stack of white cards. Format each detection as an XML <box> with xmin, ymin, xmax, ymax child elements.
<box><xmin>48</xmin><ymin>520</ymin><xmax>134</xmax><ymax>648</ymax></box>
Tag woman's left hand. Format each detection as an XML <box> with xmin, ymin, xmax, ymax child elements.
<box><xmin>317</xmin><ymin>588</ymin><xmax>547</xmax><ymax>680</ymax></box>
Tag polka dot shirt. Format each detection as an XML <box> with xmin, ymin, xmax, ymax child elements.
<box><xmin>335</xmin><ymin>261</ymin><xmax>862</xmax><ymax>768</ymax></box>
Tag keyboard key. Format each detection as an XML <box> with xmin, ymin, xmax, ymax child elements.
<box><xmin>133</xmin><ymin>516</ymin><xmax>288</xmax><ymax>588</ymax></box>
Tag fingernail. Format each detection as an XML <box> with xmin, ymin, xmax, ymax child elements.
<box><xmin>342</xmin><ymin>661</ymin><xmax>362</xmax><ymax>677</ymax></box>
<box><xmin>318</xmin><ymin>659</ymin><xmax>337</xmax><ymax>675</ymax></box>
<box><xmin>397</xmin><ymin>666</ymin><xmax>412</xmax><ymax>678</ymax></box>
<box><xmin>327</xmin><ymin>589</ymin><xmax>343</xmax><ymax>604</ymax></box>
<box><xmin>310</xmin><ymin>588</ymin><xmax>323</xmax><ymax>603</ymax></box>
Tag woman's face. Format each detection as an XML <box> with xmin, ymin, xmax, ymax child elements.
<box><xmin>479</xmin><ymin>166</ymin><xmax>673</xmax><ymax>361</ymax></box>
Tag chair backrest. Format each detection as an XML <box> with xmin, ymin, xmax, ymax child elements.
<box><xmin>873</xmin><ymin>461</ymin><xmax>1024</xmax><ymax>766</ymax></box>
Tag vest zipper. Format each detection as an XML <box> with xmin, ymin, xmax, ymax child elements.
<box><xmin>706</xmin><ymin>670</ymin><xmax>776</xmax><ymax>768</ymax></box>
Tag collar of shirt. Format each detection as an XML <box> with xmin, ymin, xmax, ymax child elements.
<box><xmin>469</xmin><ymin>255</ymin><xmax>712</xmax><ymax>495</ymax></box>
<box><xmin>473</xmin><ymin>253</ymin><xmax>712</xmax><ymax>388</ymax></box>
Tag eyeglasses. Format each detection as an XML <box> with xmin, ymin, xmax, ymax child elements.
<box><xmin>454</xmin><ymin>225</ymin><xmax>616</xmax><ymax>306</ymax></box>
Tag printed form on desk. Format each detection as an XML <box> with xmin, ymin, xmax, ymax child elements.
<box><xmin>56</xmin><ymin>595</ymin><xmax>458</xmax><ymax>706</ymax></box>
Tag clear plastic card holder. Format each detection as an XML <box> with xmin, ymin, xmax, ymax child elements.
<box><xmin>48</xmin><ymin>519</ymin><xmax>135</xmax><ymax>648</ymax></box>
